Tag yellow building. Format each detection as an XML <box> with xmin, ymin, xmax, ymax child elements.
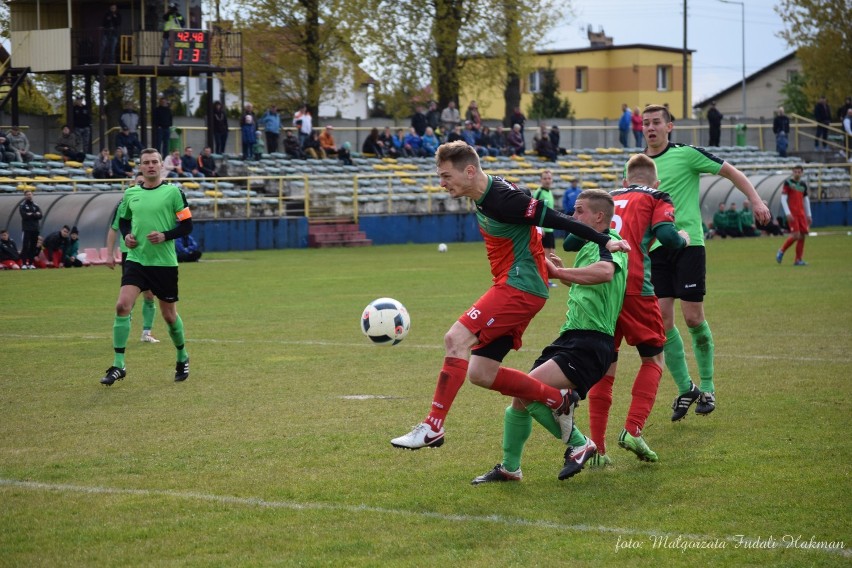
<box><xmin>464</xmin><ymin>44</ymin><xmax>692</xmax><ymax>121</ymax></box>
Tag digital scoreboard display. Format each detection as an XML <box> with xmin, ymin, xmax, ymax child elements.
<box><xmin>171</xmin><ymin>30</ymin><xmax>210</xmax><ymax>65</ymax></box>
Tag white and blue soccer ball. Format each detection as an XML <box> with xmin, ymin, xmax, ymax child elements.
<box><xmin>437</xmin><ymin>243</ymin><xmax>448</xmax><ymax>253</ymax></box>
<box><xmin>360</xmin><ymin>298</ymin><xmax>411</xmax><ymax>346</ymax></box>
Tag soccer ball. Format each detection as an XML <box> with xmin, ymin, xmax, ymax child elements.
<box><xmin>360</xmin><ymin>298</ymin><xmax>411</xmax><ymax>346</ymax></box>
<box><xmin>438</xmin><ymin>243</ymin><xmax>448</xmax><ymax>253</ymax></box>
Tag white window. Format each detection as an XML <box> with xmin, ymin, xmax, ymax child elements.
<box><xmin>575</xmin><ymin>67</ymin><xmax>588</xmax><ymax>92</ymax></box>
<box><xmin>528</xmin><ymin>70</ymin><xmax>542</xmax><ymax>94</ymax></box>
<box><xmin>657</xmin><ymin>65</ymin><xmax>671</xmax><ymax>91</ymax></box>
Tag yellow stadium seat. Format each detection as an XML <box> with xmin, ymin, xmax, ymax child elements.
<box><xmin>182</xmin><ymin>181</ymin><xmax>201</xmax><ymax>189</ymax></box>
<box><xmin>204</xmin><ymin>190</ymin><xmax>224</xmax><ymax>197</ymax></box>
<box><xmin>43</xmin><ymin>153</ymin><xmax>63</xmax><ymax>161</ymax></box>
<box><xmin>65</xmin><ymin>161</ymin><xmax>83</xmax><ymax>168</ymax></box>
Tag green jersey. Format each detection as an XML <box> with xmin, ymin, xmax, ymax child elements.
<box><xmin>627</xmin><ymin>143</ymin><xmax>723</xmax><ymax>249</ymax></box>
<box><xmin>117</xmin><ymin>182</ymin><xmax>190</xmax><ymax>267</ymax></box>
<box><xmin>533</xmin><ymin>187</ymin><xmax>554</xmax><ymax>233</ymax></box>
<box><xmin>560</xmin><ymin>229</ymin><xmax>627</xmax><ymax>336</ymax></box>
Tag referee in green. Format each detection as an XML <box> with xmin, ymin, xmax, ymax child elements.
<box><xmin>101</xmin><ymin>148</ymin><xmax>193</xmax><ymax>386</ymax></box>
<box><xmin>635</xmin><ymin>105</ymin><xmax>771</xmax><ymax>419</ymax></box>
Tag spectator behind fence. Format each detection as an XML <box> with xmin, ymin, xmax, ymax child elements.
<box><xmin>92</xmin><ymin>148</ymin><xmax>115</xmax><ymax>179</ymax></box>
<box><xmin>632</xmin><ymin>106</ymin><xmax>645</xmax><ymax>147</ymax></box>
<box><xmin>283</xmin><ymin>129</ymin><xmax>305</xmax><ymax>159</ymax></box>
<box><xmin>813</xmin><ymin>96</ymin><xmax>831</xmax><ymax>150</ymax></box>
<box><xmin>411</xmin><ymin>104</ymin><xmax>428</xmax><ymax>137</ymax></box>
<box><xmin>426</xmin><ymin>101</ymin><xmax>441</xmax><ymax>135</ymax></box>
<box><xmin>440</xmin><ymin>101</ymin><xmax>460</xmax><ymax>134</ymax></box>
<box><xmin>0</xmin><ymin>228</ymin><xmax>23</xmax><ymax>270</ymax></box>
<box><xmin>100</xmin><ymin>3</ymin><xmax>121</xmax><ymax>63</ymax></box>
<box><xmin>534</xmin><ymin>133</ymin><xmax>557</xmax><ymax>161</ymax></box>
<box><xmin>63</xmin><ymin>226</ymin><xmax>84</xmax><ymax>267</ymax></box>
<box><xmin>116</xmin><ymin>126</ymin><xmax>142</xmax><ymax>159</ymax></box>
<box><xmin>303</xmin><ymin>130</ymin><xmax>326</xmax><ymax>160</ymax></box>
<box><xmin>72</xmin><ymin>97</ymin><xmax>92</xmax><ymax>153</ymax></box>
<box><xmin>490</xmin><ymin>125</ymin><xmax>509</xmax><ymax>156</ymax></box>
<box><xmin>43</xmin><ymin>225</ymin><xmax>70</xmax><ymax>267</ymax></box>
<box><xmin>152</xmin><ymin>97</ymin><xmax>173</xmax><ymax>158</ymax></box>
<box><xmin>163</xmin><ymin>149</ymin><xmax>184</xmax><ymax>178</ymax></box>
<box><xmin>180</xmin><ymin>147</ymin><xmax>204</xmax><ymax>177</ymax></box>
<box><xmin>318</xmin><ymin>125</ymin><xmax>339</xmax><ymax>158</ymax></box>
<box><xmin>773</xmin><ymin>106</ymin><xmax>790</xmax><ymax>158</ymax></box>
<box><xmin>378</xmin><ymin>127</ymin><xmax>396</xmax><ymax>157</ymax></box>
<box><xmin>56</xmin><ymin>125</ymin><xmax>86</xmax><ymax>162</ymax></box>
<box><xmin>403</xmin><ymin>127</ymin><xmax>425</xmax><ymax>157</ymax></box>
<box><xmin>707</xmin><ymin>101</ymin><xmax>722</xmax><ymax>147</ymax></box>
<box><xmin>7</xmin><ymin>125</ymin><xmax>34</xmax><ymax>162</ymax></box>
<box><xmin>507</xmin><ymin>123</ymin><xmax>525</xmax><ymax>155</ymax></box>
<box><xmin>362</xmin><ymin>127</ymin><xmax>385</xmax><ymax>157</ymax></box>
<box><xmin>112</xmin><ymin>147</ymin><xmax>134</xmax><ymax>178</ymax></box>
<box><xmin>618</xmin><ymin>103</ymin><xmax>632</xmax><ymax>147</ymax></box>
<box><xmin>212</xmin><ymin>101</ymin><xmax>229</xmax><ymax>154</ymax></box>
<box><xmin>0</xmin><ymin>129</ymin><xmax>20</xmax><ymax>162</ymax></box>
<box><xmin>422</xmin><ymin>127</ymin><xmax>440</xmax><ymax>157</ymax></box>
<box><xmin>197</xmin><ymin>146</ymin><xmax>219</xmax><ymax>176</ymax></box>
<box><xmin>259</xmin><ymin>105</ymin><xmax>281</xmax><ymax>154</ymax></box>
<box><xmin>465</xmin><ymin>100</ymin><xmax>482</xmax><ymax>131</ymax></box>
<box><xmin>175</xmin><ymin>234</ymin><xmax>202</xmax><ymax>262</ymax></box>
<box><xmin>240</xmin><ymin>114</ymin><xmax>257</xmax><ymax>161</ymax></box>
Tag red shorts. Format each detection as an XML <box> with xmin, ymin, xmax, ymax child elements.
<box><xmin>458</xmin><ymin>283</ymin><xmax>547</xmax><ymax>352</ymax></box>
<box><xmin>788</xmin><ymin>215</ymin><xmax>810</xmax><ymax>234</ymax></box>
<box><xmin>615</xmin><ymin>294</ymin><xmax>666</xmax><ymax>352</ymax></box>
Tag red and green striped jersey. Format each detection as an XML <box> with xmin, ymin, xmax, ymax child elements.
<box><xmin>610</xmin><ymin>184</ymin><xmax>677</xmax><ymax>296</ymax></box>
<box><xmin>782</xmin><ymin>177</ymin><xmax>808</xmax><ymax>217</ymax></box>
<box><xmin>474</xmin><ymin>175</ymin><xmax>611</xmax><ymax>298</ymax></box>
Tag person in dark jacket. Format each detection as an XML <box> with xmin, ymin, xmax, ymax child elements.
<box><xmin>18</xmin><ymin>190</ymin><xmax>42</xmax><ymax>269</ymax></box>
<box><xmin>0</xmin><ymin>228</ymin><xmax>23</xmax><ymax>270</ymax></box>
<box><xmin>152</xmin><ymin>97</ymin><xmax>173</xmax><ymax>158</ymax></box>
<box><xmin>43</xmin><ymin>225</ymin><xmax>71</xmax><ymax>268</ymax></box>
<box><xmin>212</xmin><ymin>101</ymin><xmax>229</xmax><ymax>154</ymax></box>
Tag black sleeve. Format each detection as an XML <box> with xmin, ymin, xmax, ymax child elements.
<box><xmin>540</xmin><ymin>207</ymin><xmax>611</xmax><ymax>246</ymax></box>
<box><xmin>484</xmin><ymin>182</ymin><xmax>611</xmax><ymax>246</ymax></box>
<box><xmin>118</xmin><ymin>217</ymin><xmax>131</xmax><ymax>237</ymax></box>
<box><xmin>163</xmin><ymin>218</ymin><xmax>192</xmax><ymax>241</ymax></box>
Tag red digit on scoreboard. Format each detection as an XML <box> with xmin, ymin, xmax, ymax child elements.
<box><xmin>192</xmin><ymin>48</ymin><xmax>200</xmax><ymax>62</ymax></box>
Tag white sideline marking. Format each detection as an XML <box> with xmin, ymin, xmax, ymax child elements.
<box><xmin>0</xmin><ymin>478</ymin><xmax>847</xmax><ymax>557</ymax></box>
<box><xmin>0</xmin><ymin>333</ymin><xmax>849</xmax><ymax>363</ymax></box>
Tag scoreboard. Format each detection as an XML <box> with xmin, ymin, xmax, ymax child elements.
<box><xmin>170</xmin><ymin>30</ymin><xmax>210</xmax><ymax>65</ymax></box>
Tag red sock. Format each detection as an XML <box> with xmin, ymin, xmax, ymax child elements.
<box><xmin>624</xmin><ymin>361</ymin><xmax>663</xmax><ymax>437</ymax></box>
<box><xmin>588</xmin><ymin>374</ymin><xmax>615</xmax><ymax>455</ymax></box>
<box><xmin>795</xmin><ymin>239</ymin><xmax>805</xmax><ymax>262</ymax></box>
<box><xmin>490</xmin><ymin>367</ymin><xmax>563</xmax><ymax>409</ymax></box>
<box><xmin>425</xmin><ymin>357</ymin><xmax>468</xmax><ymax>431</ymax></box>
<box><xmin>781</xmin><ymin>236</ymin><xmax>795</xmax><ymax>253</ymax></box>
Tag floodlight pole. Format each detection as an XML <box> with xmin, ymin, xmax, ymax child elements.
<box><xmin>719</xmin><ymin>0</ymin><xmax>746</xmax><ymax>119</ymax></box>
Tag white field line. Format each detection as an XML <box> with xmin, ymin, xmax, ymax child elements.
<box><xmin>1</xmin><ymin>478</ymin><xmax>848</xmax><ymax>557</ymax></box>
<box><xmin>0</xmin><ymin>333</ymin><xmax>849</xmax><ymax>363</ymax></box>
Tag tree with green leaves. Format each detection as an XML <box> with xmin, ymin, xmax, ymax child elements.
<box><xmin>227</xmin><ymin>0</ymin><xmax>361</xmax><ymax>118</ymax></box>
<box><xmin>778</xmin><ymin>71</ymin><xmax>809</xmax><ymax>117</ymax></box>
<box><xmin>775</xmin><ymin>0</ymin><xmax>852</xmax><ymax>111</ymax></box>
<box><xmin>527</xmin><ymin>59</ymin><xmax>574</xmax><ymax>120</ymax></box>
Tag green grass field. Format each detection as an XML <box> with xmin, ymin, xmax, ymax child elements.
<box><xmin>1</xmin><ymin>231</ymin><xmax>850</xmax><ymax>567</ymax></box>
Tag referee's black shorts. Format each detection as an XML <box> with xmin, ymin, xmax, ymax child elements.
<box><xmin>121</xmin><ymin>260</ymin><xmax>180</xmax><ymax>302</ymax></box>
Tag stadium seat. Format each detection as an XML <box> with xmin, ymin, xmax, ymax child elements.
<box><xmin>83</xmin><ymin>248</ymin><xmax>106</xmax><ymax>265</ymax></box>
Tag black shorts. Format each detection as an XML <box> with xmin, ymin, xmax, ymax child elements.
<box><xmin>650</xmin><ymin>245</ymin><xmax>706</xmax><ymax>302</ymax></box>
<box><xmin>121</xmin><ymin>260</ymin><xmax>180</xmax><ymax>303</ymax></box>
<box><xmin>529</xmin><ymin>330</ymin><xmax>615</xmax><ymax>399</ymax></box>
<box><xmin>541</xmin><ymin>232</ymin><xmax>555</xmax><ymax>249</ymax></box>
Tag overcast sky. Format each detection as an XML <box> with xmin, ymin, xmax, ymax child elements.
<box><xmin>542</xmin><ymin>0</ymin><xmax>791</xmax><ymax>109</ymax></box>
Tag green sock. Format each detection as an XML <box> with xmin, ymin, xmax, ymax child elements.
<box><xmin>502</xmin><ymin>406</ymin><xmax>532</xmax><ymax>473</ymax></box>
<box><xmin>664</xmin><ymin>327</ymin><xmax>693</xmax><ymax>395</ymax></box>
<box><xmin>527</xmin><ymin>401</ymin><xmax>562</xmax><ymax>439</ymax></box>
<box><xmin>689</xmin><ymin>321</ymin><xmax>715</xmax><ymax>393</ymax></box>
<box><xmin>568</xmin><ymin>425</ymin><xmax>586</xmax><ymax>447</ymax></box>
<box><xmin>142</xmin><ymin>298</ymin><xmax>156</xmax><ymax>332</ymax></box>
<box><xmin>112</xmin><ymin>315</ymin><xmax>131</xmax><ymax>368</ymax></box>
<box><xmin>167</xmin><ymin>314</ymin><xmax>188</xmax><ymax>362</ymax></box>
